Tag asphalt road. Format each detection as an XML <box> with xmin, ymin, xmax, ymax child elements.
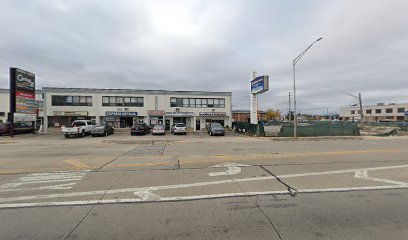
<box><xmin>0</xmin><ymin>132</ymin><xmax>408</xmax><ymax>239</ymax></box>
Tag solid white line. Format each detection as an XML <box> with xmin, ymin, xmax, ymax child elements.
<box><xmin>0</xmin><ymin>164</ymin><xmax>407</xmax><ymax>204</ymax></box>
<box><xmin>0</xmin><ymin>185</ymin><xmax>407</xmax><ymax>209</ymax></box>
<box><xmin>278</xmin><ymin>164</ymin><xmax>408</xmax><ymax>178</ymax></box>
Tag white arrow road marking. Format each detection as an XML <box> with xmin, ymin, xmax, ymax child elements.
<box><xmin>134</xmin><ymin>190</ymin><xmax>161</xmax><ymax>201</ymax></box>
<box><xmin>0</xmin><ymin>164</ymin><xmax>407</xmax><ymax>209</ymax></box>
<box><xmin>208</xmin><ymin>162</ymin><xmax>251</xmax><ymax>176</ymax></box>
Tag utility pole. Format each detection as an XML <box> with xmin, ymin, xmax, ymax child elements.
<box><xmin>358</xmin><ymin>92</ymin><xmax>364</xmax><ymax>122</ymax></box>
<box><xmin>288</xmin><ymin>92</ymin><xmax>292</xmax><ymax>123</ymax></box>
<box><xmin>343</xmin><ymin>92</ymin><xmax>364</xmax><ymax>122</ymax></box>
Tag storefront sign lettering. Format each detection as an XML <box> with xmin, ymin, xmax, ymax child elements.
<box><xmin>147</xmin><ymin>110</ymin><xmax>165</xmax><ymax>116</ymax></box>
<box><xmin>105</xmin><ymin>111</ymin><xmax>138</xmax><ymax>117</ymax></box>
<box><xmin>199</xmin><ymin>112</ymin><xmax>227</xmax><ymax>117</ymax></box>
<box><xmin>166</xmin><ymin>112</ymin><xmax>195</xmax><ymax>117</ymax></box>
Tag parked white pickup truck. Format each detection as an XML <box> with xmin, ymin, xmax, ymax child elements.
<box><xmin>61</xmin><ymin>120</ymin><xmax>95</xmax><ymax>138</ymax></box>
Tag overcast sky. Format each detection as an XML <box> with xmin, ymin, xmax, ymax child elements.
<box><xmin>0</xmin><ymin>0</ymin><xmax>407</xmax><ymax>114</ymax></box>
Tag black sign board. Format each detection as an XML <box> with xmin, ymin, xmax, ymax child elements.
<box><xmin>9</xmin><ymin>68</ymin><xmax>36</xmax><ymax>136</ymax></box>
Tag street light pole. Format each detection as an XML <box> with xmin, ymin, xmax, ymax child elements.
<box><xmin>343</xmin><ymin>92</ymin><xmax>364</xmax><ymax>122</ymax></box>
<box><xmin>292</xmin><ymin>37</ymin><xmax>323</xmax><ymax>137</ymax></box>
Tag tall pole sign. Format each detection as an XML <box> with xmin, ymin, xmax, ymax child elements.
<box><xmin>9</xmin><ymin>68</ymin><xmax>37</xmax><ymax>137</ymax></box>
<box><xmin>250</xmin><ymin>73</ymin><xmax>269</xmax><ymax>124</ymax></box>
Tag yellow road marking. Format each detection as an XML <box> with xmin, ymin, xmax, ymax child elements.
<box><xmin>64</xmin><ymin>159</ymin><xmax>92</xmax><ymax>170</ymax></box>
<box><xmin>0</xmin><ymin>149</ymin><xmax>404</xmax><ymax>173</ymax></box>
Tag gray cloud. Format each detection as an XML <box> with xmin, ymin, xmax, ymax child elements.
<box><xmin>0</xmin><ymin>0</ymin><xmax>407</xmax><ymax>114</ymax></box>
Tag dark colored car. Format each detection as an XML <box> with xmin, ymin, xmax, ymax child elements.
<box><xmin>91</xmin><ymin>125</ymin><xmax>114</xmax><ymax>137</ymax></box>
<box><xmin>0</xmin><ymin>122</ymin><xmax>35</xmax><ymax>136</ymax></box>
<box><xmin>208</xmin><ymin>123</ymin><xmax>225</xmax><ymax>136</ymax></box>
<box><xmin>131</xmin><ymin>123</ymin><xmax>150</xmax><ymax>135</ymax></box>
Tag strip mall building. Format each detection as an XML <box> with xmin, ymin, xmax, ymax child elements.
<box><xmin>0</xmin><ymin>88</ymin><xmax>232</xmax><ymax>131</ymax></box>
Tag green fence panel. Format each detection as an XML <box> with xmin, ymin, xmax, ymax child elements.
<box><xmin>278</xmin><ymin>122</ymin><xmax>359</xmax><ymax>137</ymax></box>
<box><xmin>235</xmin><ymin>122</ymin><xmax>265</xmax><ymax>136</ymax></box>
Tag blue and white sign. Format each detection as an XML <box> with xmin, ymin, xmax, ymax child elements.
<box><xmin>405</xmin><ymin>111</ymin><xmax>408</xmax><ymax>116</ymax></box>
<box><xmin>251</xmin><ymin>75</ymin><xmax>269</xmax><ymax>95</ymax></box>
<box><xmin>105</xmin><ymin>111</ymin><xmax>138</xmax><ymax>117</ymax></box>
<box><xmin>166</xmin><ymin>112</ymin><xmax>194</xmax><ymax>117</ymax></box>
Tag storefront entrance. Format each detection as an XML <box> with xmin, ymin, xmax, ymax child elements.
<box><xmin>173</xmin><ymin>117</ymin><xmax>187</xmax><ymax>125</ymax></box>
<box><xmin>196</xmin><ymin>119</ymin><xmax>201</xmax><ymax>130</ymax></box>
<box><xmin>120</xmin><ymin>117</ymin><xmax>133</xmax><ymax>128</ymax></box>
<box><xmin>149</xmin><ymin>116</ymin><xmax>164</xmax><ymax>127</ymax></box>
<box><xmin>205</xmin><ymin>119</ymin><xmax>225</xmax><ymax>126</ymax></box>
<box><xmin>165</xmin><ymin>119</ymin><xmax>171</xmax><ymax>130</ymax></box>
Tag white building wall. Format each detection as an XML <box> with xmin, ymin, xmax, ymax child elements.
<box><xmin>40</xmin><ymin>88</ymin><xmax>232</xmax><ymax>131</ymax></box>
<box><xmin>340</xmin><ymin>103</ymin><xmax>408</xmax><ymax>121</ymax></box>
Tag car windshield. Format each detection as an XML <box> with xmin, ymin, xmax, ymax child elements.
<box><xmin>72</xmin><ymin>121</ymin><xmax>86</xmax><ymax>127</ymax></box>
<box><xmin>154</xmin><ymin>125</ymin><xmax>164</xmax><ymax>129</ymax></box>
<box><xmin>94</xmin><ymin>125</ymin><xmax>105</xmax><ymax>129</ymax></box>
<box><xmin>175</xmin><ymin>123</ymin><xmax>185</xmax><ymax>127</ymax></box>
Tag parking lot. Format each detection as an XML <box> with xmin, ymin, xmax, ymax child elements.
<box><xmin>1</xmin><ymin>132</ymin><xmax>408</xmax><ymax>239</ymax></box>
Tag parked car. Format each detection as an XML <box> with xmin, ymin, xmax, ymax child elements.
<box><xmin>208</xmin><ymin>122</ymin><xmax>225</xmax><ymax>136</ymax></box>
<box><xmin>0</xmin><ymin>122</ymin><xmax>35</xmax><ymax>136</ymax></box>
<box><xmin>172</xmin><ymin>123</ymin><xmax>186</xmax><ymax>135</ymax></box>
<box><xmin>61</xmin><ymin>120</ymin><xmax>95</xmax><ymax>138</ymax></box>
<box><xmin>91</xmin><ymin>125</ymin><xmax>114</xmax><ymax>137</ymax></box>
<box><xmin>131</xmin><ymin>123</ymin><xmax>150</xmax><ymax>135</ymax></box>
<box><xmin>152</xmin><ymin>125</ymin><xmax>165</xmax><ymax>135</ymax></box>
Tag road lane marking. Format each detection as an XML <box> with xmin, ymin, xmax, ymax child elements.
<box><xmin>0</xmin><ymin>149</ymin><xmax>404</xmax><ymax>174</ymax></box>
<box><xmin>0</xmin><ymin>185</ymin><xmax>407</xmax><ymax>209</ymax></box>
<box><xmin>64</xmin><ymin>159</ymin><xmax>92</xmax><ymax>170</ymax></box>
<box><xmin>354</xmin><ymin>169</ymin><xmax>407</xmax><ymax>185</ymax></box>
<box><xmin>0</xmin><ymin>164</ymin><xmax>407</xmax><ymax>206</ymax></box>
<box><xmin>0</xmin><ymin>171</ymin><xmax>88</xmax><ymax>192</ymax></box>
<box><xmin>208</xmin><ymin>162</ymin><xmax>250</xmax><ymax>176</ymax></box>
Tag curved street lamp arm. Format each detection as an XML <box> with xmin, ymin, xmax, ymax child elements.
<box><xmin>293</xmin><ymin>37</ymin><xmax>323</xmax><ymax>65</ymax></box>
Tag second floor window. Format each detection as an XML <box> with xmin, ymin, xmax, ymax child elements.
<box><xmin>170</xmin><ymin>98</ymin><xmax>225</xmax><ymax>108</ymax></box>
<box><xmin>102</xmin><ymin>96</ymin><xmax>144</xmax><ymax>107</ymax></box>
<box><xmin>52</xmin><ymin>96</ymin><xmax>92</xmax><ymax>106</ymax></box>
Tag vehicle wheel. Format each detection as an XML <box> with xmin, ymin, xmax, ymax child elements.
<box><xmin>64</xmin><ymin>135</ymin><xmax>69</xmax><ymax>138</ymax></box>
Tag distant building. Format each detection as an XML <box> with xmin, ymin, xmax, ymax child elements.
<box><xmin>232</xmin><ymin>110</ymin><xmax>267</xmax><ymax>123</ymax></box>
<box><xmin>340</xmin><ymin>102</ymin><xmax>408</xmax><ymax>122</ymax></box>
